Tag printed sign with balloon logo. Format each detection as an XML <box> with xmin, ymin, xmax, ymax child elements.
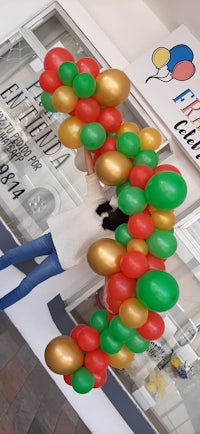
<box><xmin>146</xmin><ymin>44</ymin><xmax>195</xmax><ymax>83</ymax></box>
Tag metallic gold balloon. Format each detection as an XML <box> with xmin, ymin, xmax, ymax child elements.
<box><xmin>94</xmin><ymin>69</ymin><xmax>131</xmax><ymax>106</ymax></box>
<box><xmin>127</xmin><ymin>239</ymin><xmax>148</xmax><ymax>255</ymax></box>
<box><xmin>108</xmin><ymin>345</ymin><xmax>134</xmax><ymax>369</ymax></box>
<box><xmin>139</xmin><ymin>127</ymin><xmax>162</xmax><ymax>151</ymax></box>
<box><xmin>44</xmin><ymin>336</ymin><xmax>84</xmax><ymax>375</ymax></box>
<box><xmin>95</xmin><ymin>151</ymin><xmax>132</xmax><ymax>186</ymax></box>
<box><xmin>52</xmin><ymin>85</ymin><xmax>78</xmax><ymax>113</ymax></box>
<box><xmin>58</xmin><ymin>116</ymin><xmax>84</xmax><ymax>149</ymax></box>
<box><xmin>117</xmin><ymin>122</ymin><xmax>140</xmax><ymax>136</ymax></box>
<box><xmin>151</xmin><ymin>210</ymin><xmax>176</xmax><ymax>230</ymax></box>
<box><xmin>119</xmin><ymin>298</ymin><xmax>148</xmax><ymax>328</ymax></box>
<box><xmin>87</xmin><ymin>238</ymin><xmax>126</xmax><ymax>276</ymax></box>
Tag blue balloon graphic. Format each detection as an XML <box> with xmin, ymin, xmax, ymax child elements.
<box><xmin>167</xmin><ymin>44</ymin><xmax>194</xmax><ymax>72</ymax></box>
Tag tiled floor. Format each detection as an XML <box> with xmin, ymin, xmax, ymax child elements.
<box><xmin>0</xmin><ymin>312</ymin><xmax>91</xmax><ymax>434</ymax></box>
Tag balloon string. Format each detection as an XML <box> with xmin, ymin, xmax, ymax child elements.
<box><xmin>145</xmin><ymin>70</ymin><xmax>160</xmax><ymax>83</ymax></box>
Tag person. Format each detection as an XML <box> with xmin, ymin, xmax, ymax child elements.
<box><xmin>0</xmin><ymin>148</ymin><xmax>128</xmax><ymax>310</ymax></box>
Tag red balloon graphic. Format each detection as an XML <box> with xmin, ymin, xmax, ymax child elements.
<box><xmin>172</xmin><ymin>60</ymin><xmax>195</xmax><ymax>81</ymax></box>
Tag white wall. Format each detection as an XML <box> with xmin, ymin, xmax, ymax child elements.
<box><xmin>144</xmin><ymin>0</ymin><xmax>200</xmax><ymax>42</ymax></box>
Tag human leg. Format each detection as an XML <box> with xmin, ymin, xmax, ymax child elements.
<box><xmin>0</xmin><ymin>250</ymin><xmax>64</xmax><ymax>310</ymax></box>
<box><xmin>0</xmin><ymin>233</ymin><xmax>55</xmax><ymax>270</ymax></box>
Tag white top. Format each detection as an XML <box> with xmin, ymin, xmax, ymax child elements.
<box><xmin>47</xmin><ymin>173</ymin><xmax>113</xmax><ymax>270</ymax></box>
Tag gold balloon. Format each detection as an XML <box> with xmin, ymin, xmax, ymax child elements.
<box><xmin>44</xmin><ymin>336</ymin><xmax>84</xmax><ymax>375</ymax></box>
<box><xmin>117</xmin><ymin>122</ymin><xmax>140</xmax><ymax>136</ymax></box>
<box><xmin>87</xmin><ymin>238</ymin><xmax>126</xmax><ymax>276</ymax></box>
<box><xmin>52</xmin><ymin>86</ymin><xmax>78</xmax><ymax>113</ymax></box>
<box><xmin>127</xmin><ymin>239</ymin><xmax>148</xmax><ymax>255</ymax></box>
<box><xmin>151</xmin><ymin>210</ymin><xmax>176</xmax><ymax>230</ymax></box>
<box><xmin>119</xmin><ymin>298</ymin><xmax>148</xmax><ymax>328</ymax></box>
<box><xmin>108</xmin><ymin>345</ymin><xmax>134</xmax><ymax>369</ymax></box>
<box><xmin>95</xmin><ymin>151</ymin><xmax>132</xmax><ymax>186</ymax></box>
<box><xmin>94</xmin><ymin>69</ymin><xmax>131</xmax><ymax>106</ymax></box>
<box><xmin>58</xmin><ymin>116</ymin><xmax>84</xmax><ymax>149</ymax></box>
<box><xmin>139</xmin><ymin>127</ymin><xmax>162</xmax><ymax>151</ymax></box>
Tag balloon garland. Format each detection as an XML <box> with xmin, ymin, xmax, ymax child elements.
<box><xmin>40</xmin><ymin>47</ymin><xmax>187</xmax><ymax>394</ymax></box>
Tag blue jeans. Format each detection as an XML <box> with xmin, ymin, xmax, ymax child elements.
<box><xmin>0</xmin><ymin>233</ymin><xmax>64</xmax><ymax>310</ymax></box>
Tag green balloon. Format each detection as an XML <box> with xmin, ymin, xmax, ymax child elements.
<box><xmin>136</xmin><ymin>270</ymin><xmax>179</xmax><ymax>312</ymax></box>
<box><xmin>118</xmin><ymin>186</ymin><xmax>147</xmax><ymax>215</ymax></box>
<box><xmin>73</xmin><ymin>72</ymin><xmax>96</xmax><ymax>98</ymax></box>
<box><xmin>90</xmin><ymin>310</ymin><xmax>109</xmax><ymax>333</ymax></box>
<box><xmin>72</xmin><ymin>367</ymin><xmax>94</xmax><ymax>394</ymax></box>
<box><xmin>146</xmin><ymin>229</ymin><xmax>177</xmax><ymax>258</ymax></box>
<box><xmin>80</xmin><ymin>122</ymin><xmax>106</xmax><ymax>150</ymax></box>
<box><xmin>100</xmin><ymin>329</ymin><xmax>122</xmax><ymax>354</ymax></box>
<box><xmin>115</xmin><ymin>223</ymin><xmax>133</xmax><ymax>247</ymax></box>
<box><xmin>116</xmin><ymin>180</ymin><xmax>132</xmax><ymax>196</ymax></box>
<box><xmin>107</xmin><ymin>132</ymin><xmax>117</xmax><ymax>137</ymax></box>
<box><xmin>126</xmin><ymin>329</ymin><xmax>150</xmax><ymax>353</ymax></box>
<box><xmin>58</xmin><ymin>61</ymin><xmax>78</xmax><ymax>85</ymax></box>
<box><xmin>134</xmin><ymin>149</ymin><xmax>159</xmax><ymax>168</ymax></box>
<box><xmin>145</xmin><ymin>172</ymin><xmax>187</xmax><ymax>210</ymax></box>
<box><xmin>109</xmin><ymin>316</ymin><xmax>134</xmax><ymax>343</ymax></box>
<box><xmin>116</xmin><ymin>132</ymin><xmax>141</xmax><ymax>158</ymax></box>
<box><xmin>41</xmin><ymin>92</ymin><xmax>57</xmax><ymax>112</ymax></box>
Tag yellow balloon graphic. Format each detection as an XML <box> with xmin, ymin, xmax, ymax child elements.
<box><xmin>152</xmin><ymin>47</ymin><xmax>170</xmax><ymax>69</ymax></box>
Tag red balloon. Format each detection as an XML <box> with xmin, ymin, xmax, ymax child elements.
<box><xmin>44</xmin><ymin>47</ymin><xmax>75</xmax><ymax>70</ymax></box>
<box><xmin>70</xmin><ymin>324</ymin><xmax>87</xmax><ymax>340</ymax></box>
<box><xmin>84</xmin><ymin>349</ymin><xmax>109</xmax><ymax>373</ymax></box>
<box><xmin>154</xmin><ymin>164</ymin><xmax>181</xmax><ymax>175</ymax></box>
<box><xmin>120</xmin><ymin>251</ymin><xmax>149</xmax><ymax>279</ymax></box>
<box><xmin>98</xmin><ymin>107</ymin><xmax>123</xmax><ymax>133</ymax></box>
<box><xmin>39</xmin><ymin>70</ymin><xmax>63</xmax><ymax>93</ymax></box>
<box><xmin>76</xmin><ymin>326</ymin><xmax>100</xmax><ymax>351</ymax></box>
<box><xmin>107</xmin><ymin>272</ymin><xmax>136</xmax><ymax>301</ymax></box>
<box><xmin>76</xmin><ymin>57</ymin><xmax>100</xmax><ymax>78</ymax></box>
<box><xmin>128</xmin><ymin>212</ymin><xmax>154</xmax><ymax>239</ymax></box>
<box><xmin>99</xmin><ymin>137</ymin><xmax>117</xmax><ymax>154</ymax></box>
<box><xmin>75</xmin><ymin>98</ymin><xmax>100</xmax><ymax>123</ymax></box>
<box><xmin>129</xmin><ymin>164</ymin><xmax>153</xmax><ymax>189</ymax></box>
<box><xmin>106</xmin><ymin>296</ymin><xmax>122</xmax><ymax>314</ymax></box>
<box><xmin>63</xmin><ymin>373</ymin><xmax>73</xmax><ymax>385</ymax></box>
<box><xmin>93</xmin><ymin>370</ymin><xmax>107</xmax><ymax>388</ymax></box>
<box><xmin>137</xmin><ymin>311</ymin><xmax>165</xmax><ymax>340</ymax></box>
<box><xmin>147</xmin><ymin>253</ymin><xmax>166</xmax><ymax>271</ymax></box>
<box><xmin>107</xmin><ymin>312</ymin><xmax>116</xmax><ymax>322</ymax></box>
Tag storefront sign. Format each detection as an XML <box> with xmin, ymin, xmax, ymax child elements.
<box><xmin>125</xmin><ymin>25</ymin><xmax>200</xmax><ymax>168</ymax></box>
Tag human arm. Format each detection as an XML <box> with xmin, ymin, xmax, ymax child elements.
<box><xmin>84</xmin><ymin>148</ymin><xmax>95</xmax><ymax>175</ymax></box>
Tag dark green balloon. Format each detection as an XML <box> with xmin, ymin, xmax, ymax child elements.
<box><xmin>58</xmin><ymin>61</ymin><xmax>78</xmax><ymax>85</ymax></box>
<box><xmin>134</xmin><ymin>149</ymin><xmax>158</xmax><ymax>168</ymax></box>
<box><xmin>116</xmin><ymin>132</ymin><xmax>141</xmax><ymax>158</ymax></box>
<box><xmin>115</xmin><ymin>223</ymin><xmax>133</xmax><ymax>247</ymax></box>
<box><xmin>116</xmin><ymin>180</ymin><xmax>132</xmax><ymax>196</ymax></box>
<box><xmin>145</xmin><ymin>171</ymin><xmax>187</xmax><ymax>210</ymax></box>
<box><xmin>41</xmin><ymin>92</ymin><xmax>57</xmax><ymax>112</ymax></box>
<box><xmin>80</xmin><ymin>122</ymin><xmax>106</xmax><ymax>150</ymax></box>
<box><xmin>90</xmin><ymin>310</ymin><xmax>109</xmax><ymax>333</ymax></box>
<box><xmin>146</xmin><ymin>229</ymin><xmax>177</xmax><ymax>258</ymax></box>
<box><xmin>73</xmin><ymin>72</ymin><xmax>96</xmax><ymax>98</ymax></box>
<box><xmin>126</xmin><ymin>329</ymin><xmax>150</xmax><ymax>353</ymax></box>
<box><xmin>136</xmin><ymin>270</ymin><xmax>179</xmax><ymax>312</ymax></box>
<box><xmin>118</xmin><ymin>186</ymin><xmax>147</xmax><ymax>215</ymax></box>
<box><xmin>72</xmin><ymin>367</ymin><xmax>94</xmax><ymax>394</ymax></box>
<box><xmin>100</xmin><ymin>329</ymin><xmax>122</xmax><ymax>354</ymax></box>
<box><xmin>109</xmin><ymin>316</ymin><xmax>134</xmax><ymax>343</ymax></box>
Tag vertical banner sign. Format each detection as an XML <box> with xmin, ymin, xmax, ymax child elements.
<box><xmin>125</xmin><ymin>25</ymin><xmax>200</xmax><ymax>169</ymax></box>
